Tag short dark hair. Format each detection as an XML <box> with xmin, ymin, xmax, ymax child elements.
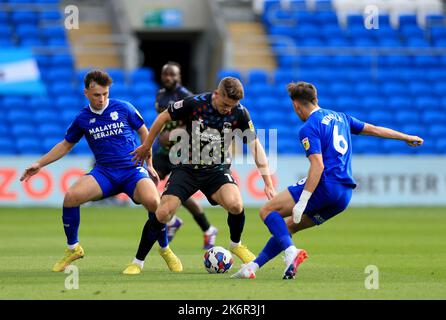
<box><xmin>287</xmin><ymin>81</ymin><xmax>317</xmax><ymax>105</ymax></box>
<box><xmin>218</xmin><ymin>77</ymin><xmax>244</xmax><ymax>100</ymax></box>
<box><xmin>84</xmin><ymin>70</ymin><xmax>113</xmax><ymax>89</ymax></box>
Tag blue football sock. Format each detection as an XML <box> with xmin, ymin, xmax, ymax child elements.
<box><xmin>149</xmin><ymin>212</ymin><xmax>168</xmax><ymax>248</ymax></box>
<box><xmin>254</xmin><ymin>236</ymin><xmax>282</xmax><ymax>268</ymax></box>
<box><xmin>62</xmin><ymin>207</ymin><xmax>80</xmax><ymax>245</ymax></box>
<box><xmin>264</xmin><ymin>211</ymin><xmax>293</xmax><ymax>251</ymax></box>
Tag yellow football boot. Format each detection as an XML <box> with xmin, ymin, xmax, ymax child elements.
<box><xmin>122</xmin><ymin>263</ymin><xmax>142</xmax><ymax>275</ymax></box>
<box><xmin>159</xmin><ymin>247</ymin><xmax>183</xmax><ymax>272</ymax></box>
<box><xmin>52</xmin><ymin>244</ymin><xmax>84</xmax><ymax>272</ymax></box>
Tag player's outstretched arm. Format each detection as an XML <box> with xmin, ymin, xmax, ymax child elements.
<box><xmin>248</xmin><ymin>138</ymin><xmax>276</xmax><ymax>199</ymax></box>
<box><xmin>360</xmin><ymin>123</ymin><xmax>424</xmax><ymax>147</ymax></box>
<box><xmin>131</xmin><ymin>110</ymin><xmax>172</xmax><ymax>165</ymax></box>
<box><xmin>20</xmin><ymin>139</ymin><xmax>75</xmax><ymax>182</ymax></box>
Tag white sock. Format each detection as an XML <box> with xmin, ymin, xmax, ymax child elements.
<box><xmin>284</xmin><ymin>246</ymin><xmax>298</xmax><ymax>264</ymax></box>
<box><xmin>160</xmin><ymin>244</ymin><xmax>169</xmax><ymax>250</ymax></box>
<box><xmin>246</xmin><ymin>261</ymin><xmax>259</xmax><ymax>272</ymax></box>
<box><xmin>68</xmin><ymin>243</ymin><xmax>78</xmax><ymax>250</ymax></box>
<box><xmin>205</xmin><ymin>225</ymin><xmax>216</xmax><ymax>235</ymax></box>
<box><xmin>132</xmin><ymin>258</ymin><xmax>144</xmax><ymax>269</ymax></box>
<box><xmin>230</xmin><ymin>240</ymin><xmax>240</xmax><ymax>248</ymax></box>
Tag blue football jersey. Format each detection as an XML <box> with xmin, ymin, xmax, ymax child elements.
<box><xmin>65</xmin><ymin>99</ymin><xmax>144</xmax><ymax>168</ymax></box>
<box><xmin>298</xmin><ymin>108</ymin><xmax>365</xmax><ymax>187</ymax></box>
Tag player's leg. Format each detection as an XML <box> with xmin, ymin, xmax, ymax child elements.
<box><xmin>121</xmin><ymin>167</ymin><xmax>182</xmax><ymax>274</ymax></box>
<box><xmin>183</xmin><ymin>197</ymin><xmax>218</xmax><ymax>249</ymax></box>
<box><xmin>53</xmin><ymin>173</ymin><xmax>105</xmax><ymax>272</ymax></box>
<box><xmin>152</xmin><ymin>151</ymin><xmax>184</xmax><ymax>243</ymax></box>
<box><xmin>209</xmin><ymin>181</ymin><xmax>255</xmax><ymax>263</ymax></box>
<box><xmin>232</xmin><ymin>188</ymin><xmax>308</xmax><ymax>279</ymax></box>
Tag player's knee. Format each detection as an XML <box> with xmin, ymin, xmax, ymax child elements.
<box><xmin>141</xmin><ymin>194</ymin><xmax>160</xmax><ymax>212</ymax></box>
<box><xmin>63</xmin><ymin>190</ymin><xmax>82</xmax><ymax>207</ymax></box>
<box><xmin>259</xmin><ymin>203</ymin><xmax>274</xmax><ymax>221</ymax></box>
<box><xmin>155</xmin><ymin>205</ymin><xmax>173</xmax><ymax>224</ymax></box>
<box><xmin>227</xmin><ymin>201</ymin><xmax>243</xmax><ymax>215</ymax></box>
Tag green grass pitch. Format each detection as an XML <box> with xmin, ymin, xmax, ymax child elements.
<box><xmin>0</xmin><ymin>206</ymin><xmax>445</xmax><ymax>300</ymax></box>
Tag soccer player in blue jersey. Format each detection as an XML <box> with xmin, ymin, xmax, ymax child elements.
<box><xmin>232</xmin><ymin>81</ymin><xmax>424</xmax><ymax>280</ymax></box>
<box><xmin>20</xmin><ymin>70</ymin><xmax>182</xmax><ymax>274</ymax></box>
<box><xmin>129</xmin><ymin>77</ymin><xmax>276</xmax><ymax>271</ymax></box>
<box><xmin>154</xmin><ymin>62</ymin><xmax>218</xmax><ymax>248</ymax></box>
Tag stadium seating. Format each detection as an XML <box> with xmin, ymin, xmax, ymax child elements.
<box><xmin>0</xmin><ymin>0</ymin><xmax>445</xmax><ymax>156</ymax></box>
<box><xmin>216</xmin><ymin>0</ymin><xmax>446</xmax><ymax>154</ymax></box>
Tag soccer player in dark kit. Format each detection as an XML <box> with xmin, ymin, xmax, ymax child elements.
<box><xmin>153</xmin><ymin>62</ymin><xmax>218</xmax><ymax>249</ymax></box>
<box><xmin>126</xmin><ymin>77</ymin><xmax>276</xmax><ymax>274</ymax></box>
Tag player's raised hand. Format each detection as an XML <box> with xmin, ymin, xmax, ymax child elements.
<box><xmin>131</xmin><ymin>145</ymin><xmax>152</xmax><ymax>166</ymax></box>
<box><xmin>20</xmin><ymin>163</ymin><xmax>41</xmax><ymax>182</ymax></box>
<box><xmin>405</xmin><ymin>135</ymin><xmax>424</xmax><ymax>147</ymax></box>
<box><xmin>264</xmin><ymin>185</ymin><xmax>276</xmax><ymax>200</ymax></box>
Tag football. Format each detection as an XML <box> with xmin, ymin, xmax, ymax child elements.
<box><xmin>203</xmin><ymin>246</ymin><xmax>234</xmax><ymax>274</ymax></box>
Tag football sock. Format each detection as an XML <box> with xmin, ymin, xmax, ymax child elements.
<box><xmin>62</xmin><ymin>207</ymin><xmax>80</xmax><ymax>246</ymax></box>
<box><xmin>227</xmin><ymin>209</ymin><xmax>245</xmax><ymax>243</ymax></box>
<box><xmin>132</xmin><ymin>258</ymin><xmax>144</xmax><ymax>269</ymax></box>
<box><xmin>148</xmin><ymin>212</ymin><xmax>168</xmax><ymax>248</ymax></box>
<box><xmin>135</xmin><ymin>215</ymin><xmax>165</xmax><ymax>261</ymax></box>
<box><xmin>254</xmin><ymin>236</ymin><xmax>282</xmax><ymax>268</ymax></box>
<box><xmin>264</xmin><ymin>211</ymin><xmax>293</xmax><ymax>251</ymax></box>
<box><xmin>192</xmin><ymin>213</ymin><xmax>211</xmax><ymax>232</ymax></box>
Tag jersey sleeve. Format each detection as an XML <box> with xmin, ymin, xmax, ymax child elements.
<box><xmin>299</xmin><ymin>125</ymin><xmax>322</xmax><ymax>157</ymax></box>
<box><xmin>64</xmin><ymin>116</ymin><xmax>84</xmax><ymax>144</ymax></box>
<box><xmin>125</xmin><ymin>102</ymin><xmax>145</xmax><ymax>131</ymax></box>
<box><xmin>178</xmin><ymin>86</ymin><xmax>193</xmax><ymax>99</ymax></box>
<box><xmin>167</xmin><ymin>96</ymin><xmax>195</xmax><ymax>120</ymax></box>
<box><xmin>236</xmin><ymin>106</ymin><xmax>257</xmax><ymax>144</ymax></box>
<box><xmin>345</xmin><ymin>113</ymin><xmax>365</xmax><ymax>135</ymax></box>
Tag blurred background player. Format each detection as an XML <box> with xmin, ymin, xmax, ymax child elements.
<box><xmin>20</xmin><ymin>70</ymin><xmax>182</xmax><ymax>274</ymax></box>
<box><xmin>154</xmin><ymin>62</ymin><xmax>218</xmax><ymax>249</ymax></box>
<box><xmin>128</xmin><ymin>77</ymin><xmax>276</xmax><ymax>271</ymax></box>
<box><xmin>232</xmin><ymin>81</ymin><xmax>424</xmax><ymax>280</ymax></box>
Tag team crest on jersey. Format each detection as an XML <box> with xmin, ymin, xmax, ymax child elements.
<box><xmin>173</xmin><ymin>101</ymin><xmax>183</xmax><ymax>109</ymax></box>
<box><xmin>302</xmin><ymin>137</ymin><xmax>310</xmax><ymax>151</ymax></box>
<box><xmin>110</xmin><ymin>111</ymin><xmax>119</xmax><ymax>121</ymax></box>
<box><xmin>248</xmin><ymin>120</ymin><xmax>255</xmax><ymax>132</ymax></box>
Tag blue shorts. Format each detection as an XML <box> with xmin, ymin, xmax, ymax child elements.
<box><xmin>88</xmin><ymin>165</ymin><xmax>151</xmax><ymax>204</ymax></box>
<box><xmin>287</xmin><ymin>179</ymin><xmax>353</xmax><ymax>225</ymax></box>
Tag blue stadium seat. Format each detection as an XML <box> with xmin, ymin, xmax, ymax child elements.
<box><xmin>2</xmin><ymin>96</ymin><xmax>27</xmax><ymax>111</ymax></box>
<box><xmin>368</xmin><ymin>111</ymin><xmax>393</xmax><ymax>126</ymax></box>
<box><xmin>6</xmin><ymin>110</ymin><xmax>34</xmax><ymax>124</ymax></box>
<box><xmin>0</xmin><ymin>138</ymin><xmax>15</xmax><ymax>154</ymax></box>
<box><xmin>429</xmin><ymin>125</ymin><xmax>446</xmax><ymax>138</ymax></box>
<box><xmin>15</xmin><ymin>24</ymin><xmax>39</xmax><ymax>39</ymax></box>
<box><xmin>37</xmin><ymin>124</ymin><xmax>64</xmax><ymax>138</ymax></box>
<box><xmin>29</xmin><ymin>96</ymin><xmax>51</xmax><ymax>110</ymax></box>
<box><xmin>11</xmin><ymin>11</ymin><xmax>38</xmax><ymax>25</ymax></box>
<box><xmin>435</xmin><ymin>139</ymin><xmax>446</xmax><ymax>153</ymax></box>
<box><xmin>131</xmin><ymin>83</ymin><xmax>158</xmax><ymax>97</ymax></box>
<box><xmin>216</xmin><ymin>69</ymin><xmax>242</xmax><ymax>82</ymax></box>
<box><xmin>106</xmin><ymin>68</ymin><xmax>126</xmax><ymax>83</ymax></box>
<box><xmin>382</xmin><ymin>82</ymin><xmax>407</xmax><ymax>96</ymax></box>
<box><xmin>352</xmin><ymin>138</ymin><xmax>380</xmax><ymax>154</ymax></box>
<box><xmin>40</xmin><ymin>25</ymin><xmax>66</xmax><ymax>41</ymax></box>
<box><xmin>130</xmin><ymin>67</ymin><xmax>154</xmax><ymax>83</ymax></box>
<box><xmin>12</xmin><ymin>124</ymin><xmax>35</xmax><ymax>136</ymax></box>
<box><xmin>20</xmin><ymin>38</ymin><xmax>46</xmax><ymax>47</ymax></box>
<box><xmin>55</xmin><ymin>96</ymin><xmax>80</xmax><ymax>110</ymax></box>
<box><xmin>354</xmin><ymin>82</ymin><xmax>379</xmax><ymax>96</ymax></box>
<box><xmin>414</xmin><ymin>97</ymin><xmax>441</xmax><ymax>110</ymax></box>
<box><xmin>15</xmin><ymin>138</ymin><xmax>42</xmax><ymax>155</ymax></box>
<box><xmin>41</xmin><ymin>137</ymin><xmax>61</xmax><ymax>153</ymax></box>
<box><xmin>44</xmin><ymin>69</ymin><xmax>74</xmax><ymax>83</ymax></box>
<box><xmin>61</xmin><ymin>110</ymin><xmax>79</xmax><ymax>126</ymax></box>
<box><xmin>382</xmin><ymin>139</ymin><xmax>414</xmax><ymax>154</ymax></box>
<box><xmin>430</xmin><ymin>26</ymin><xmax>446</xmax><ymax>40</ymax></box>
<box><xmin>422</xmin><ymin>111</ymin><xmax>446</xmax><ymax>124</ymax></box>
<box><xmin>247</xmin><ymin>69</ymin><xmax>270</xmax><ymax>84</ymax></box>
<box><xmin>35</xmin><ymin>110</ymin><xmax>59</xmax><ymax>122</ymax></box>
<box><xmin>346</xmin><ymin>14</ymin><xmax>365</xmax><ymax>27</ymax></box>
<box><xmin>50</xmin><ymin>54</ymin><xmax>75</xmax><ymax>69</ymax></box>
<box><xmin>39</xmin><ymin>10</ymin><xmax>62</xmax><ymax>22</ymax></box>
<box><xmin>398</xmin><ymin>14</ymin><xmax>419</xmax><ymax>27</ymax></box>
<box><xmin>409</xmin><ymin>82</ymin><xmax>432</xmax><ymax>97</ymax></box>
<box><xmin>395</xmin><ymin>111</ymin><xmax>419</xmax><ymax>124</ymax></box>
<box><xmin>427</xmin><ymin>70</ymin><xmax>446</xmax><ymax>82</ymax></box>
<box><xmin>413</xmin><ymin>55</ymin><xmax>439</xmax><ymax>67</ymax></box>
<box><xmin>110</xmin><ymin>83</ymin><xmax>130</xmax><ymax>97</ymax></box>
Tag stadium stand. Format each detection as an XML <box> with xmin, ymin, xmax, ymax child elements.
<box><xmin>0</xmin><ymin>0</ymin><xmax>445</xmax><ymax>155</ymax></box>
